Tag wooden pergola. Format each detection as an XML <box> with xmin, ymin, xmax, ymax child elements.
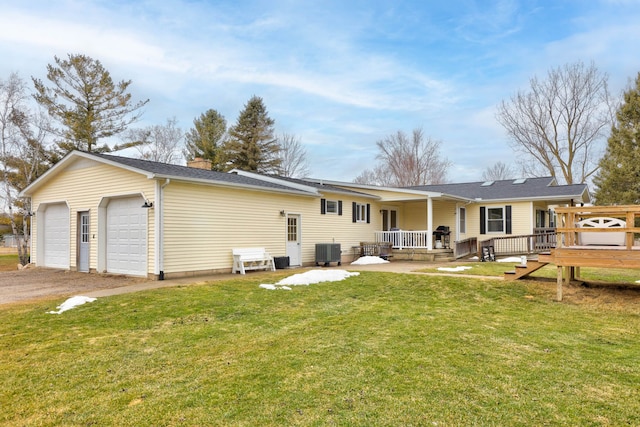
<box><xmin>539</xmin><ymin>205</ymin><xmax>640</xmax><ymax>301</ymax></box>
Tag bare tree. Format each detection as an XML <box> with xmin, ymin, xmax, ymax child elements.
<box><xmin>355</xmin><ymin>128</ymin><xmax>450</xmax><ymax>186</ymax></box>
<box><xmin>1</xmin><ymin>72</ymin><xmax>51</xmax><ymax>265</ymax></box>
<box><xmin>276</xmin><ymin>133</ymin><xmax>309</xmax><ymax>178</ymax></box>
<box><xmin>353</xmin><ymin>165</ymin><xmax>388</xmax><ymax>186</ymax></box>
<box><xmin>496</xmin><ymin>61</ymin><xmax>613</xmax><ymax>184</ymax></box>
<box><xmin>481</xmin><ymin>161</ymin><xmax>516</xmax><ymax>181</ymax></box>
<box><xmin>130</xmin><ymin>117</ymin><xmax>184</xmax><ymax>164</ymax></box>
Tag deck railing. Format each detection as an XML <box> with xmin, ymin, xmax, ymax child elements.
<box><xmin>455</xmin><ymin>237</ymin><xmax>477</xmax><ymax>258</ymax></box>
<box><xmin>374</xmin><ymin>229</ymin><xmax>557</xmax><ymax>256</ymax></box>
<box><xmin>374</xmin><ymin>230</ymin><xmax>430</xmax><ymax>249</ymax></box>
<box><xmin>479</xmin><ymin>231</ymin><xmax>557</xmax><ymax>256</ymax></box>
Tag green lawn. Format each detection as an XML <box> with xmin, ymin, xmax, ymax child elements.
<box><xmin>2</xmin><ymin>271</ymin><xmax>640</xmax><ymax>426</ymax></box>
<box><xmin>0</xmin><ymin>253</ymin><xmax>19</xmax><ymax>272</ymax></box>
<box><xmin>421</xmin><ymin>260</ymin><xmax>640</xmax><ymax>283</ymax></box>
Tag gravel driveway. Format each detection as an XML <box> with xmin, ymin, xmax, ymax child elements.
<box><xmin>0</xmin><ymin>267</ymin><xmax>151</xmax><ymax>305</ymax></box>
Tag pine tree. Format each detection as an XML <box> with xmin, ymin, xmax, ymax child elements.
<box><xmin>32</xmin><ymin>54</ymin><xmax>148</xmax><ymax>154</ymax></box>
<box><xmin>593</xmin><ymin>73</ymin><xmax>640</xmax><ymax>204</ymax></box>
<box><xmin>223</xmin><ymin>96</ymin><xmax>280</xmax><ymax>173</ymax></box>
<box><xmin>183</xmin><ymin>109</ymin><xmax>227</xmax><ymax>170</ymax></box>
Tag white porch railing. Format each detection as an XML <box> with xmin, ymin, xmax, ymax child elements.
<box><xmin>374</xmin><ymin>230</ymin><xmax>431</xmax><ymax>249</ymax></box>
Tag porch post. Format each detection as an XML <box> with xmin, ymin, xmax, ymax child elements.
<box><xmin>427</xmin><ymin>197</ymin><xmax>433</xmax><ymax>250</ymax></box>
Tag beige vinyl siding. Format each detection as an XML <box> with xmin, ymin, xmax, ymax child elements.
<box><xmin>161</xmin><ymin>183</ymin><xmax>381</xmax><ymax>273</ymax></box>
<box><xmin>431</xmin><ymin>200</ymin><xmax>457</xmax><ymax>233</ymax></box>
<box><xmin>162</xmin><ymin>182</ymin><xmax>296</xmax><ymax>273</ymax></box>
<box><xmin>30</xmin><ymin>160</ymin><xmax>156</xmax><ymax>274</ymax></box>
<box><xmin>352</xmin><ymin>187</ymin><xmax>428</xmax><ymax>201</ymax></box>
<box><xmin>308</xmin><ymin>193</ymin><xmax>381</xmax><ymax>261</ymax></box>
<box><xmin>511</xmin><ymin>201</ymin><xmax>533</xmax><ymax>235</ymax></box>
<box><xmin>464</xmin><ymin>201</ymin><xmax>533</xmax><ymax>240</ymax></box>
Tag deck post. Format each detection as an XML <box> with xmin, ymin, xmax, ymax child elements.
<box><xmin>556</xmin><ymin>266</ymin><xmax>563</xmax><ymax>301</ymax></box>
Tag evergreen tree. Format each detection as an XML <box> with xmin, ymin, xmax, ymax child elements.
<box><xmin>183</xmin><ymin>109</ymin><xmax>227</xmax><ymax>170</ymax></box>
<box><xmin>223</xmin><ymin>96</ymin><xmax>280</xmax><ymax>173</ymax></box>
<box><xmin>33</xmin><ymin>53</ymin><xmax>148</xmax><ymax>154</ymax></box>
<box><xmin>593</xmin><ymin>73</ymin><xmax>640</xmax><ymax>204</ymax></box>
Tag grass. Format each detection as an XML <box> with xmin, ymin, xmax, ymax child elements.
<box><xmin>420</xmin><ymin>259</ymin><xmax>640</xmax><ymax>283</ymax></box>
<box><xmin>0</xmin><ymin>254</ymin><xmax>19</xmax><ymax>271</ymax></box>
<box><xmin>2</xmin><ymin>270</ymin><xmax>640</xmax><ymax>426</ymax></box>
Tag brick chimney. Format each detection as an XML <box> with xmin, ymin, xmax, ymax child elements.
<box><xmin>187</xmin><ymin>157</ymin><xmax>212</xmax><ymax>170</ymax></box>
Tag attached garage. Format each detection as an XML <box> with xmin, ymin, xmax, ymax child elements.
<box><xmin>41</xmin><ymin>203</ymin><xmax>70</xmax><ymax>269</ymax></box>
<box><xmin>106</xmin><ymin>196</ymin><xmax>147</xmax><ymax>276</ymax></box>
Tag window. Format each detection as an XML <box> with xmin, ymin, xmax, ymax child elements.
<box><xmin>80</xmin><ymin>213</ymin><xmax>89</xmax><ymax>243</ymax></box>
<box><xmin>480</xmin><ymin>205</ymin><xmax>512</xmax><ymax>234</ymax></box>
<box><xmin>459</xmin><ymin>207</ymin><xmax>466</xmax><ymax>233</ymax></box>
<box><xmin>287</xmin><ymin>217</ymin><xmax>298</xmax><ymax>242</ymax></box>
<box><xmin>326</xmin><ymin>200</ymin><xmax>338</xmax><ymax>214</ymax></box>
<box><xmin>381</xmin><ymin>209</ymin><xmax>398</xmax><ymax>231</ymax></box>
<box><xmin>535</xmin><ymin>209</ymin><xmax>546</xmax><ymax>228</ymax></box>
<box><xmin>352</xmin><ymin>202</ymin><xmax>370</xmax><ymax>223</ymax></box>
<box><xmin>355</xmin><ymin>203</ymin><xmax>367</xmax><ymax>222</ymax></box>
<box><xmin>320</xmin><ymin>199</ymin><xmax>342</xmax><ymax>215</ymax></box>
<box><xmin>487</xmin><ymin>207</ymin><xmax>504</xmax><ymax>232</ymax></box>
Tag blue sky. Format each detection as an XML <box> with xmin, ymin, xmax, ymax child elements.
<box><xmin>1</xmin><ymin>0</ymin><xmax>639</xmax><ymax>182</ymax></box>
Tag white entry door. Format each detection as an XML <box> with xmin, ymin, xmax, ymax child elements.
<box><xmin>286</xmin><ymin>214</ymin><xmax>301</xmax><ymax>266</ymax></box>
<box><xmin>106</xmin><ymin>197</ymin><xmax>147</xmax><ymax>276</ymax></box>
<box><xmin>78</xmin><ymin>212</ymin><xmax>90</xmax><ymax>272</ymax></box>
<box><xmin>43</xmin><ymin>203</ymin><xmax>70</xmax><ymax>269</ymax></box>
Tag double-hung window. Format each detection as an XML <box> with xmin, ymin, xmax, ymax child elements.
<box><xmin>480</xmin><ymin>205</ymin><xmax>512</xmax><ymax>234</ymax></box>
<box><xmin>487</xmin><ymin>207</ymin><xmax>505</xmax><ymax>232</ymax></box>
<box><xmin>355</xmin><ymin>203</ymin><xmax>367</xmax><ymax>222</ymax></box>
<box><xmin>320</xmin><ymin>199</ymin><xmax>342</xmax><ymax>215</ymax></box>
<box><xmin>459</xmin><ymin>207</ymin><xmax>466</xmax><ymax>234</ymax></box>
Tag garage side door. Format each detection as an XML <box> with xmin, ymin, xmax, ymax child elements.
<box><xmin>43</xmin><ymin>203</ymin><xmax>70</xmax><ymax>269</ymax></box>
<box><xmin>106</xmin><ymin>197</ymin><xmax>147</xmax><ymax>276</ymax></box>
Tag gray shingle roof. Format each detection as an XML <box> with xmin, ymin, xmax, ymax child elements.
<box><xmin>256</xmin><ymin>173</ymin><xmax>380</xmax><ymax>199</ymax></box>
<box><xmin>407</xmin><ymin>177</ymin><xmax>589</xmax><ymax>201</ymax></box>
<box><xmin>91</xmin><ymin>153</ymin><xmax>316</xmax><ymax>195</ymax></box>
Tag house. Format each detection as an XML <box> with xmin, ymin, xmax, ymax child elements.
<box><xmin>19</xmin><ymin>151</ymin><xmax>381</xmax><ymax>279</ymax></box>
<box><xmin>19</xmin><ymin>151</ymin><xmax>590</xmax><ymax>278</ymax></box>
<box><xmin>320</xmin><ymin>177</ymin><xmax>590</xmax><ymax>257</ymax></box>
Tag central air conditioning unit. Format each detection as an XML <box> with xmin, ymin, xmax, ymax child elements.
<box><xmin>315</xmin><ymin>243</ymin><xmax>341</xmax><ymax>266</ymax></box>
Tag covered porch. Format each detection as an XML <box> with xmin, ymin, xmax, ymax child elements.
<box><xmin>371</xmin><ymin>192</ymin><xmax>465</xmax><ymax>251</ymax></box>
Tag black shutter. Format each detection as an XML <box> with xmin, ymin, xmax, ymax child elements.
<box><xmin>338</xmin><ymin>200</ymin><xmax>342</xmax><ymax>216</ymax></box>
<box><xmin>321</xmin><ymin>198</ymin><xmax>326</xmax><ymax>215</ymax></box>
<box><xmin>480</xmin><ymin>206</ymin><xmax>486</xmax><ymax>234</ymax></box>
<box><xmin>352</xmin><ymin>202</ymin><xmax>357</xmax><ymax>223</ymax></box>
<box><xmin>366</xmin><ymin>204</ymin><xmax>371</xmax><ymax>223</ymax></box>
<box><xmin>505</xmin><ymin>205</ymin><xmax>512</xmax><ymax>234</ymax></box>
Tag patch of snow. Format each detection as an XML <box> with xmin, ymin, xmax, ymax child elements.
<box><xmin>351</xmin><ymin>256</ymin><xmax>390</xmax><ymax>265</ymax></box>
<box><xmin>497</xmin><ymin>257</ymin><xmax>523</xmax><ymax>263</ymax></box>
<box><xmin>437</xmin><ymin>266</ymin><xmax>473</xmax><ymax>272</ymax></box>
<box><xmin>468</xmin><ymin>256</ymin><xmax>479</xmax><ymax>261</ymax></box>
<box><xmin>260</xmin><ymin>269</ymin><xmax>360</xmax><ymax>290</ymax></box>
<box><xmin>47</xmin><ymin>296</ymin><xmax>97</xmax><ymax>314</ymax></box>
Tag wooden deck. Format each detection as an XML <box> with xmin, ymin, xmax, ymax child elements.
<box><xmin>541</xmin><ymin>205</ymin><xmax>640</xmax><ymax>301</ymax></box>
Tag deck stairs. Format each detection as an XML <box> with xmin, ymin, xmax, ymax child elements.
<box><xmin>503</xmin><ymin>259</ymin><xmax>549</xmax><ymax>281</ymax></box>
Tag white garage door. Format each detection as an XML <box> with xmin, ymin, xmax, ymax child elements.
<box><xmin>43</xmin><ymin>203</ymin><xmax>70</xmax><ymax>269</ymax></box>
<box><xmin>106</xmin><ymin>197</ymin><xmax>147</xmax><ymax>276</ymax></box>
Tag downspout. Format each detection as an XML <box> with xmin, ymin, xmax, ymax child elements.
<box><xmin>156</xmin><ymin>178</ymin><xmax>170</xmax><ymax>280</ymax></box>
<box><xmin>427</xmin><ymin>197</ymin><xmax>433</xmax><ymax>250</ymax></box>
